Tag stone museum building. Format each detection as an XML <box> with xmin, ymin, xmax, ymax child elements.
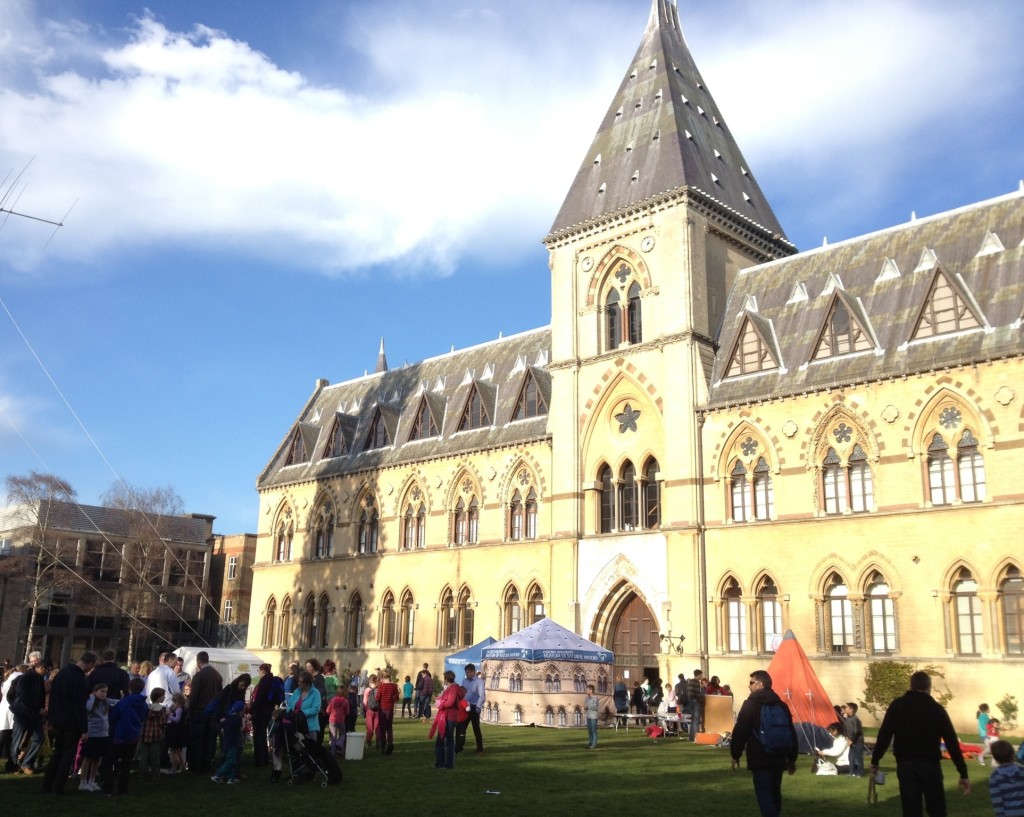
<box><xmin>247</xmin><ymin>0</ymin><xmax>1023</xmax><ymax>729</ymax></box>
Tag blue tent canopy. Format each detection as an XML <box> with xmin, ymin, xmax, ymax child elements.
<box><xmin>444</xmin><ymin>637</ymin><xmax>496</xmax><ymax>678</ymax></box>
<box><xmin>481</xmin><ymin>619</ymin><xmax>613</xmax><ymax>665</ymax></box>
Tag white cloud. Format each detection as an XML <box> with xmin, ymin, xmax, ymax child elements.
<box><xmin>0</xmin><ymin>0</ymin><xmax>1020</xmax><ymax>277</ymax></box>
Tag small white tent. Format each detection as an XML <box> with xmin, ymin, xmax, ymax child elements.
<box><xmin>174</xmin><ymin>647</ymin><xmax>264</xmax><ymax>683</ymax></box>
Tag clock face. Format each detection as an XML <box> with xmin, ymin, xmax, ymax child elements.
<box><xmin>641</xmin><ymin>236</ymin><xmax>655</xmax><ymax>252</ymax></box>
<box><xmin>581</xmin><ymin>256</ymin><xmax>593</xmax><ymax>271</ymax></box>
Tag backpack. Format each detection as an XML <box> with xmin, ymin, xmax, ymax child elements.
<box><xmin>757</xmin><ymin>702</ymin><xmax>793</xmax><ymax>755</ymax></box>
<box><xmin>267</xmin><ymin>677</ymin><xmax>286</xmax><ymax>706</ymax></box>
<box><xmin>366</xmin><ymin>687</ymin><xmax>380</xmax><ymax>712</ymax></box>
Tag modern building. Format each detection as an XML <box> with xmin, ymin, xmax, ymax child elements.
<box><xmin>0</xmin><ymin>499</ymin><xmax>217</xmax><ymax>665</ymax></box>
<box><xmin>247</xmin><ymin>0</ymin><xmax>1023</xmax><ymax>730</ymax></box>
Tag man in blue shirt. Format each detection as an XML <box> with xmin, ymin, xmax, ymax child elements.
<box><xmin>455</xmin><ymin>663</ymin><xmax>486</xmax><ymax>755</ymax></box>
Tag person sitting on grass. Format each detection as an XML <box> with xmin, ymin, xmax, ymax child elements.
<box><xmin>815</xmin><ymin>722</ymin><xmax>851</xmax><ymax>775</ymax></box>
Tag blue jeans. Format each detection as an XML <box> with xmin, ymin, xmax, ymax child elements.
<box><xmin>849</xmin><ymin>742</ymin><xmax>865</xmax><ymax>776</ymax></box>
<box><xmin>896</xmin><ymin>758</ymin><xmax>947</xmax><ymax>817</ymax></box>
<box><xmin>214</xmin><ymin>746</ymin><xmax>240</xmax><ymax>780</ymax></box>
<box><xmin>10</xmin><ymin>716</ymin><xmax>43</xmax><ymax>770</ymax></box>
<box><xmin>587</xmin><ymin>718</ymin><xmax>598</xmax><ymax>747</ymax></box>
<box><xmin>688</xmin><ymin>701</ymin><xmax>703</xmax><ymax>740</ymax></box>
<box><xmin>751</xmin><ymin>767</ymin><xmax>784</xmax><ymax>817</ymax></box>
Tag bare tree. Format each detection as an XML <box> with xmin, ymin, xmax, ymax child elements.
<box><xmin>101</xmin><ymin>482</ymin><xmax>186</xmax><ymax>659</ymax></box>
<box><xmin>2</xmin><ymin>472</ymin><xmax>78</xmax><ymax>661</ymax></box>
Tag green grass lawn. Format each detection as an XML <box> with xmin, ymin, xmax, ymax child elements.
<box><xmin>1</xmin><ymin>720</ymin><xmax>997</xmax><ymax>816</ymax></box>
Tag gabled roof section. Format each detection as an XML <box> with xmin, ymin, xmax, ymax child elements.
<box><xmin>810</xmin><ymin>292</ymin><xmax>876</xmax><ymax>361</ymax></box>
<box><xmin>709</xmin><ymin>189</ymin><xmax>1024</xmax><ymax>408</ymax></box>
<box><xmin>548</xmin><ymin>0</ymin><xmax>787</xmax><ymax>242</ymax></box>
<box><xmin>285</xmin><ymin>423</ymin><xmax>318</xmax><ymax>466</ymax></box>
<box><xmin>457</xmin><ymin>381</ymin><xmax>497</xmax><ymax>432</ymax></box>
<box><xmin>362</xmin><ymin>405</ymin><xmax>393</xmax><ymax>452</ymax></box>
<box><xmin>511</xmin><ymin>367</ymin><xmax>551</xmax><ymax>421</ymax></box>
<box><xmin>407</xmin><ymin>393</ymin><xmax>444</xmax><ymax>442</ymax></box>
<box><xmin>724</xmin><ymin>313</ymin><xmax>780</xmax><ymax>378</ymax></box>
<box><xmin>322</xmin><ymin>413</ymin><xmax>357</xmax><ymax>459</ymax></box>
<box><xmin>909</xmin><ymin>267</ymin><xmax>985</xmax><ymax>341</ymax></box>
<box><xmin>259</xmin><ymin>328</ymin><xmax>552</xmax><ymax>490</ymax></box>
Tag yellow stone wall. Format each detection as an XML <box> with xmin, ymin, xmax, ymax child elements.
<box><xmin>701</xmin><ymin>362</ymin><xmax>1024</xmax><ymax>731</ymax></box>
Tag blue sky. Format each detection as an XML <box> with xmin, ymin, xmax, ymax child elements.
<box><xmin>2</xmin><ymin>0</ymin><xmax>1022</xmax><ymax>534</ymax></box>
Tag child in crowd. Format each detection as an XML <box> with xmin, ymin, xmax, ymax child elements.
<box><xmin>989</xmin><ymin>740</ymin><xmax>1024</xmax><ymax>817</ymax></box>
<box><xmin>981</xmin><ymin>718</ymin><xmax>1002</xmax><ymax>766</ymax></box>
<box><xmin>212</xmin><ymin>701</ymin><xmax>245</xmax><ymax>784</ymax></box>
<box><xmin>974</xmin><ymin>700</ymin><xmax>991</xmax><ymax>765</ymax></box>
<box><xmin>138</xmin><ymin>688</ymin><xmax>167</xmax><ymax>781</ymax></box>
<box><xmin>816</xmin><ymin>722</ymin><xmax>851</xmax><ymax>775</ymax></box>
<box><xmin>842</xmin><ymin>702</ymin><xmax>865</xmax><ymax>777</ymax></box>
<box><xmin>102</xmin><ymin>677</ymin><xmax>149</xmax><ymax>796</ymax></box>
<box><xmin>584</xmin><ymin>684</ymin><xmax>599</xmax><ymax>749</ymax></box>
<box><xmin>165</xmin><ymin>692</ymin><xmax>188</xmax><ymax>774</ymax></box>
<box><xmin>79</xmin><ymin>683</ymin><xmax>109</xmax><ymax>792</ymax></box>
<box><xmin>363</xmin><ymin>674</ymin><xmax>379</xmax><ymax>751</ymax></box>
<box><xmin>345</xmin><ymin>682</ymin><xmax>359</xmax><ymax>734</ymax></box>
<box><xmin>327</xmin><ymin>687</ymin><xmax>350</xmax><ymax>756</ymax></box>
<box><xmin>402</xmin><ymin>675</ymin><xmax>414</xmax><ymax>718</ymax></box>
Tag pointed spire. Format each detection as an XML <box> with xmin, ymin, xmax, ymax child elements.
<box><xmin>375</xmin><ymin>337</ymin><xmax>388</xmax><ymax>373</ymax></box>
<box><xmin>548</xmin><ymin>0</ymin><xmax>788</xmax><ymax>243</ymax></box>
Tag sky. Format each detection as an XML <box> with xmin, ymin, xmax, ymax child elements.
<box><xmin>1</xmin><ymin>0</ymin><xmax>1022</xmax><ymax>535</ymax></box>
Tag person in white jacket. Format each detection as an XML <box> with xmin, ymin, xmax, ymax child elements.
<box><xmin>816</xmin><ymin>722</ymin><xmax>851</xmax><ymax>775</ymax></box>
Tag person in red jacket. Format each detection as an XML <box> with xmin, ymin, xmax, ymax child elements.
<box><xmin>431</xmin><ymin>671</ymin><xmax>467</xmax><ymax>770</ymax></box>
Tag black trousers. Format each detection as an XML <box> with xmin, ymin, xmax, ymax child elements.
<box><xmin>455</xmin><ymin>706</ymin><xmax>483</xmax><ymax>753</ymax></box>
<box><xmin>188</xmin><ymin>712</ymin><xmax>217</xmax><ymax>773</ymax></box>
<box><xmin>101</xmin><ymin>741</ymin><xmax>137</xmax><ymax>795</ymax></box>
<box><xmin>41</xmin><ymin>725</ymin><xmax>81</xmax><ymax>793</ymax></box>
<box><xmin>897</xmin><ymin>758</ymin><xmax>947</xmax><ymax>817</ymax></box>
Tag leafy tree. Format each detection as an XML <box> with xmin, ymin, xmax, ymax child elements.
<box><xmin>2</xmin><ymin>471</ymin><xmax>78</xmax><ymax>661</ymax></box>
<box><xmin>862</xmin><ymin>660</ymin><xmax>954</xmax><ymax>720</ymax></box>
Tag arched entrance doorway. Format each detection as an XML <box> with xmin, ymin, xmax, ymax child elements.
<box><xmin>592</xmin><ymin>582</ymin><xmax>661</xmax><ymax>689</ymax></box>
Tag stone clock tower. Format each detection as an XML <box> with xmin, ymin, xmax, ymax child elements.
<box><xmin>542</xmin><ymin>0</ymin><xmax>794</xmax><ymax>657</ymax></box>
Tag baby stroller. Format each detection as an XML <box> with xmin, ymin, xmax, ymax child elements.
<box><xmin>271</xmin><ymin>709</ymin><xmax>342</xmax><ymax>787</ymax></box>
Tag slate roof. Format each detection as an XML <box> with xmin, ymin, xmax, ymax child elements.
<box><xmin>0</xmin><ymin>500</ymin><xmax>212</xmax><ymax>545</ymax></box>
<box><xmin>709</xmin><ymin>189</ymin><xmax>1024</xmax><ymax>407</ymax></box>
<box><xmin>548</xmin><ymin>0</ymin><xmax>788</xmax><ymax>244</ymax></box>
<box><xmin>258</xmin><ymin>328</ymin><xmax>553</xmax><ymax>489</ymax></box>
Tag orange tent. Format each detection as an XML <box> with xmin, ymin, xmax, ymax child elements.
<box><xmin>765</xmin><ymin>630</ymin><xmax>837</xmax><ymax>752</ymax></box>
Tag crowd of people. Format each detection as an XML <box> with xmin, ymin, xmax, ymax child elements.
<box><xmin>5</xmin><ymin>649</ymin><xmax>1024</xmax><ymax>815</ymax></box>
<box><xmin>0</xmin><ymin>650</ymin><xmax>491</xmax><ymax>792</ymax></box>
<box><xmin>0</xmin><ymin>649</ymin><xmax>244</xmax><ymax>794</ymax></box>
<box><xmin>609</xmin><ymin>667</ymin><xmax>734</xmax><ymax>741</ymax></box>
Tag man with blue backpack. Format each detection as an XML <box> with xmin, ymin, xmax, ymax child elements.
<box><xmin>730</xmin><ymin>669</ymin><xmax>798</xmax><ymax>817</ymax></box>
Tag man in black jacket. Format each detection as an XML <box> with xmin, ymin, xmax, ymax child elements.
<box><xmin>42</xmin><ymin>651</ymin><xmax>97</xmax><ymax>794</ymax></box>
<box><xmin>730</xmin><ymin>669</ymin><xmax>798</xmax><ymax>817</ymax></box>
<box><xmin>187</xmin><ymin>651</ymin><xmax>223</xmax><ymax>773</ymax></box>
<box><xmin>88</xmin><ymin>649</ymin><xmax>130</xmax><ymax>700</ymax></box>
<box><xmin>870</xmin><ymin>670</ymin><xmax>971</xmax><ymax>816</ymax></box>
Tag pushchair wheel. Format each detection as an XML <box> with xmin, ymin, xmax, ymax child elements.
<box><xmin>320</xmin><ymin>781</ymin><xmax>328</xmax><ymax>788</ymax></box>
<box><xmin>287</xmin><ymin>778</ymin><xmax>294</xmax><ymax>786</ymax></box>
